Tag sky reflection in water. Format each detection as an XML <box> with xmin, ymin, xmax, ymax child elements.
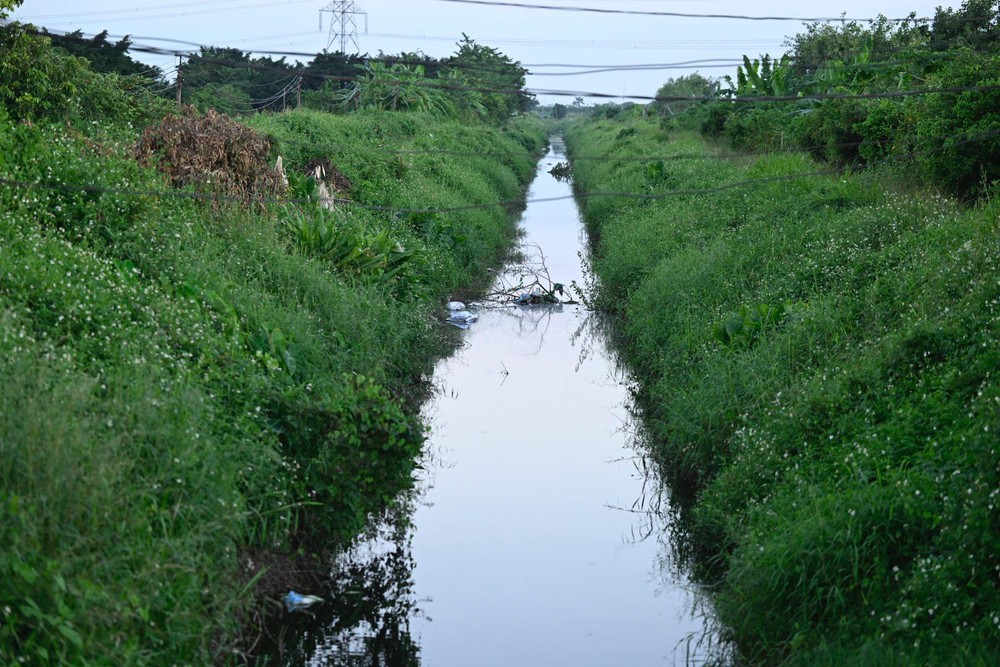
<box><xmin>275</xmin><ymin>140</ymin><xmax>724</xmax><ymax>667</ymax></box>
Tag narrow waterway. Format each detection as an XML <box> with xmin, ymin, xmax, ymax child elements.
<box><xmin>273</xmin><ymin>137</ymin><xmax>720</xmax><ymax>666</ymax></box>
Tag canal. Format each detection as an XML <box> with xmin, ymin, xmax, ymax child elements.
<box><xmin>272</xmin><ymin>137</ymin><xmax>720</xmax><ymax>666</ymax></box>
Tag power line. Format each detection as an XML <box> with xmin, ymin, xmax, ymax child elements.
<box><xmin>170</xmin><ymin>49</ymin><xmax>1000</xmax><ymax>103</ymax></box>
<box><xmin>19</xmin><ymin>25</ymin><xmax>1000</xmax><ymax>105</ymax></box>
<box><xmin>425</xmin><ymin>0</ymin><xmax>925</xmax><ymax>23</ymax></box>
<box><xmin>72</xmin><ymin>32</ymin><xmax>996</xmax><ymax>105</ymax></box>
<box><xmin>26</xmin><ymin>23</ymin><xmax>989</xmax><ymax>81</ymax></box>
<box><xmin>14</xmin><ymin>0</ymin><xmax>322</xmax><ymax>26</ymax></box>
<box><xmin>2</xmin><ymin>127</ymin><xmax>997</xmax><ymax>215</ymax></box>
<box><xmin>364</xmin><ymin>30</ymin><xmax>781</xmax><ymax>50</ymax></box>
<box><xmin>12</xmin><ymin>0</ymin><xmax>247</xmax><ymax>20</ymax></box>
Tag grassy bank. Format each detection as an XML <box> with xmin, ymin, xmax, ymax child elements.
<box><xmin>0</xmin><ymin>101</ymin><xmax>545</xmax><ymax>663</ymax></box>
<box><xmin>565</xmin><ymin>118</ymin><xmax>999</xmax><ymax>664</ymax></box>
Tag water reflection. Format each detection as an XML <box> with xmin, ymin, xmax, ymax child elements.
<box><xmin>267</xmin><ymin>504</ymin><xmax>422</xmax><ymax>667</ymax></box>
<box><xmin>266</xmin><ymin>139</ymin><xmax>730</xmax><ymax>666</ymax></box>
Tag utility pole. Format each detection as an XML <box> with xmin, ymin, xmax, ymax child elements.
<box><xmin>296</xmin><ymin>76</ymin><xmax>302</xmax><ymax>109</ymax></box>
<box><xmin>175</xmin><ymin>54</ymin><xmax>183</xmax><ymax>106</ymax></box>
<box><xmin>319</xmin><ymin>1</ymin><xmax>367</xmax><ymax>53</ymax></box>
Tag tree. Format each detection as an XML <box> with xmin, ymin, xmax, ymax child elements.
<box><xmin>651</xmin><ymin>73</ymin><xmax>719</xmax><ymax>115</ymax></box>
<box><xmin>0</xmin><ymin>0</ymin><xmax>23</xmax><ymax>19</ymax></box>
<box><xmin>930</xmin><ymin>0</ymin><xmax>1000</xmax><ymax>53</ymax></box>
<box><xmin>181</xmin><ymin>47</ymin><xmax>300</xmax><ymax>112</ymax></box>
<box><xmin>304</xmin><ymin>50</ymin><xmax>367</xmax><ymax>94</ymax></box>
<box><xmin>336</xmin><ymin>62</ymin><xmax>447</xmax><ymax>114</ymax></box>
<box><xmin>783</xmin><ymin>14</ymin><xmax>928</xmax><ymax>78</ymax></box>
<box><xmin>43</xmin><ymin>29</ymin><xmax>160</xmax><ymax>79</ymax></box>
<box><xmin>446</xmin><ymin>34</ymin><xmax>534</xmax><ymax>123</ymax></box>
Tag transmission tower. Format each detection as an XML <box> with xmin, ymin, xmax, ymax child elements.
<box><xmin>319</xmin><ymin>1</ymin><xmax>367</xmax><ymax>53</ymax></box>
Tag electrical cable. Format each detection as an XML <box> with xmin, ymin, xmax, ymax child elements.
<box><xmin>171</xmin><ymin>51</ymin><xmax>1000</xmax><ymax>103</ymax></box>
<box><xmin>2</xmin><ymin>127</ymin><xmax>997</xmax><ymax>215</ymax></box>
<box><xmin>27</xmin><ymin>24</ymin><xmax>992</xmax><ymax>85</ymax></box>
<box><xmin>14</xmin><ymin>0</ymin><xmax>323</xmax><ymax>26</ymax></box>
<box><xmin>424</xmin><ymin>0</ymin><xmax>951</xmax><ymax>23</ymax></box>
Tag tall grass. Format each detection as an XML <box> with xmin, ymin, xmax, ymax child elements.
<box><xmin>0</xmin><ymin>109</ymin><xmax>545</xmax><ymax>664</ymax></box>
<box><xmin>565</xmin><ymin>118</ymin><xmax>999</xmax><ymax>664</ymax></box>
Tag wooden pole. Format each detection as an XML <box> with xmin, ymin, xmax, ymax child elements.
<box><xmin>175</xmin><ymin>55</ymin><xmax>183</xmax><ymax>106</ymax></box>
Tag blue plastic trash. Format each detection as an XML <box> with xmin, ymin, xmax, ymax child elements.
<box><xmin>283</xmin><ymin>590</ymin><xmax>324</xmax><ymax>612</ymax></box>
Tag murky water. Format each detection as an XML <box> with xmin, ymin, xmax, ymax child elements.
<box><xmin>270</xmin><ymin>138</ymin><xmax>721</xmax><ymax>666</ymax></box>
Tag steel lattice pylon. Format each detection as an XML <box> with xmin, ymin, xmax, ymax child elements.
<box><xmin>319</xmin><ymin>1</ymin><xmax>367</xmax><ymax>53</ymax></box>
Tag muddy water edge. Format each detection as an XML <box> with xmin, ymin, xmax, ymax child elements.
<box><xmin>262</xmin><ymin>137</ymin><xmax>726</xmax><ymax>666</ymax></box>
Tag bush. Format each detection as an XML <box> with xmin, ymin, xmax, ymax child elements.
<box><xmin>791</xmin><ymin>98</ymin><xmax>869</xmax><ymax>165</ymax></box>
<box><xmin>270</xmin><ymin>375</ymin><xmax>425</xmax><ymax>538</ymax></box>
<box><xmin>856</xmin><ymin>99</ymin><xmax>911</xmax><ymax>164</ymax></box>
<box><xmin>0</xmin><ymin>24</ymin><xmax>172</xmax><ymax>132</ymax></box>
<box><xmin>723</xmin><ymin>103</ymin><xmax>791</xmax><ymax>152</ymax></box>
<box><xmin>133</xmin><ymin>107</ymin><xmax>287</xmax><ymax>204</ymax></box>
<box><xmin>0</xmin><ymin>24</ymin><xmax>85</xmax><ymax>123</ymax></box>
<box><xmin>911</xmin><ymin>52</ymin><xmax>1000</xmax><ymax>199</ymax></box>
<box><xmin>699</xmin><ymin>101</ymin><xmax>732</xmax><ymax>137</ymax></box>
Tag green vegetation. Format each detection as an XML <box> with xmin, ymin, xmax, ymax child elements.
<box><xmin>17</xmin><ymin>16</ymin><xmax>534</xmax><ymax>122</ymax></box>
<box><xmin>569</xmin><ymin>1</ymin><xmax>1000</xmax><ymax>646</ymax></box>
<box><xmin>0</xmin><ymin>25</ymin><xmax>546</xmax><ymax>664</ymax></box>
<box><xmin>569</xmin><ymin>6</ymin><xmax>1000</xmax><ymax>660</ymax></box>
<box><xmin>566</xmin><ymin>108</ymin><xmax>998</xmax><ymax>663</ymax></box>
<box><xmin>648</xmin><ymin>0</ymin><xmax>1000</xmax><ymax>201</ymax></box>
<box><xmin>567</xmin><ymin>5</ymin><xmax>1000</xmax><ymax>665</ymax></box>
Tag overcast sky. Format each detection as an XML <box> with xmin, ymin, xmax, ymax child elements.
<box><xmin>11</xmin><ymin>0</ymin><xmax>956</xmax><ymax>104</ymax></box>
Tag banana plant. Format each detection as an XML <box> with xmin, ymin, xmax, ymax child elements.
<box><xmin>336</xmin><ymin>62</ymin><xmax>448</xmax><ymax>115</ymax></box>
<box><xmin>724</xmin><ymin>53</ymin><xmax>795</xmax><ymax>97</ymax></box>
<box><xmin>808</xmin><ymin>36</ymin><xmax>882</xmax><ymax>95</ymax></box>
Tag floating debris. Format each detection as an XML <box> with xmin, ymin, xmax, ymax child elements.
<box><xmin>446</xmin><ymin>309</ymin><xmax>480</xmax><ymax>329</ymax></box>
<box><xmin>283</xmin><ymin>591</ymin><xmax>325</xmax><ymax>612</ymax></box>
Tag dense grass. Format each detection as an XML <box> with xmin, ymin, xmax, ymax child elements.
<box><xmin>565</xmin><ymin>118</ymin><xmax>999</xmax><ymax>664</ymax></box>
<box><xmin>0</xmin><ymin>106</ymin><xmax>545</xmax><ymax>664</ymax></box>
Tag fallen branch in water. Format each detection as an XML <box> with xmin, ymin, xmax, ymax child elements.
<box><xmin>480</xmin><ymin>242</ymin><xmax>579</xmax><ymax>306</ymax></box>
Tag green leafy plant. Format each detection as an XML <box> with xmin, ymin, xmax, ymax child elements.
<box><xmin>336</xmin><ymin>62</ymin><xmax>448</xmax><ymax>115</ymax></box>
<box><xmin>725</xmin><ymin>54</ymin><xmax>795</xmax><ymax>97</ymax></box>
<box><xmin>713</xmin><ymin>303</ymin><xmax>787</xmax><ymax>348</ymax></box>
<box><xmin>284</xmin><ymin>208</ymin><xmax>415</xmax><ymax>284</ymax></box>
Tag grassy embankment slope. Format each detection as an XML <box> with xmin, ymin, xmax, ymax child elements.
<box><xmin>566</xmin><ymin>119</ymin><xmax>998</xmax><ymax>665</ymax></box>
<box><xmin>0</xmin><ymin>99</ymin><xmax>545</xmax><ymax>663</ymax></box>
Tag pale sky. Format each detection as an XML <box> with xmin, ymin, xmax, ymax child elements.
<box><xmin>11</xmin><ymin>0</ymin><xmax>956</xmax><ymax>104</ymax></box>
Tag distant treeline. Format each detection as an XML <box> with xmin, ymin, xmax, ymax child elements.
<box><xmin>35</xmin><ymin>27</ymin><xmax>536</xmax><ymax>124</ymax></box>
<box><xmin>635</xmin><ymin>0</ymin><xmax>1000</xmax><ymax>200</ymax></box>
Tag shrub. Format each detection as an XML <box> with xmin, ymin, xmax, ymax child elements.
<box><xmin>911</xmin><ymin>52</ymin><xmax>1000</xmax><ymax>199</ymax></box>
<box><xmin>856</xmin><ymin>99</ymin><xmax>911</xmax><ymax>164</ymax></box>
<box><xmin>0</xmin><ymin>24</ymin><xmax>85</xmax><ymax>123</ymax></box>
<box><xmin>791</xmin><ymin>98</ymin><xmax>869</xmax><ymax>165</ymax></box>
<box><xmin>722</xmin><ymin>103</ymin><xmax>791</xmax><ymax>152</ymax></box>
<box><xmin>0</xmin><ymin>24</ymin><xmax>172</xmax><ymax>131</ymax></box>
<box><xmin>269</xmin><ymin>375</ymin><xmax>425</xmax><ymax>538</ymax></box>
<box><xmin>699</xmin><ymin>101</ymin><xmax>732</xmax><ymax>137</ymax></box>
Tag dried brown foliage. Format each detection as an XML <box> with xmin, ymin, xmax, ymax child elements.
<box><xmin>133</xmin><ymin>106</ymin><xmax>287</xmax><ymax>205</ymax></box>
<box><xmin>304</xmin><ymin>156</ymin><xmax>352</xmax><ymax>194</ymax></box>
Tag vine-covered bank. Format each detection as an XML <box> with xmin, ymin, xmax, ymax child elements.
<box><xmin>566</xmin><ymin>119</ymin><xmax>998</xmax><ymax>665</ymax></box>
<box><xmin>0</xmin><ymin>18</ymin><xmax>546</xmax><ymax>663</ymax></box>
